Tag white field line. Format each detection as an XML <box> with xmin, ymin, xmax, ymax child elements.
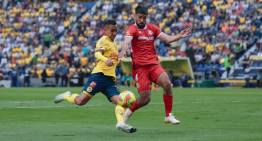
<box><xmin>5</xmin><ymin>101</ymin><xmax>48</xmax><ymax>103</ymax></box>
<box><xmin>0</xmin><ymin>105</ymin><xmax>97</xmax><ymax>109</ymax></box>
<box><xmin>0</xmin><ymin>100</ymin><xmax>250</xmax><ymax>109</ymax></box>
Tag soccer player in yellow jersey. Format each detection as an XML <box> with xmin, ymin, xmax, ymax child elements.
<box><xmin>53</xmin><ymin>20</ymin><xmax>136</xmax><ymax>133</ymax></box>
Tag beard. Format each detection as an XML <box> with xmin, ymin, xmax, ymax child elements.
<box><xmin>136</xmin><ymin>22</ymin><xmax>146</xmax><ymax>29</ymax></box>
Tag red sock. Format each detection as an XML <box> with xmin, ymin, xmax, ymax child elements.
<box><xmin>129</xmin><ymin>99</ymin><xmax>140</xmax><ymax>112</ymax></box>
<box><xmin>163</xmin><ymin>94</ymin><xmax>173</xmax><ymax>117</ymax></box>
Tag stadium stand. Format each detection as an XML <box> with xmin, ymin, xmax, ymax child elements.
<box><xmin>0</xmin><ymin>0</ymin><xmax>262</xmax><ymax>88</ymax></box>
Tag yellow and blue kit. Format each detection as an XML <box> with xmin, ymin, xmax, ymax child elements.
<box><xmin>82</xmin><ymin>36</ymin><xmax>120</xmax><ymax>101</ymax></box>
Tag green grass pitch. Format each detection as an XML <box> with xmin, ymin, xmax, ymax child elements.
<box><xmin>0</xmin><ymin>88</ymin><xmax>262</xmax><ymax>141</ymax></box>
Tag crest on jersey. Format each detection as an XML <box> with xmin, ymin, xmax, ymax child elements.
<box><xmin>87</xmin><ymin>86</ymin><xmax>93</xmax><ymax>92</ymax></box>
<box><xmin>126</xmin><ymin>31</ymin><xmax>130</xmax><ymax>36</ymax></box>
<box><xmin>100</xmin><ymin>41</ymin><xmax>104</xmax><ymax>46</ymax></box>
<box><xmin>148</xmin><ymin>30</ymin><xmax>153</xmax><ymax>35</ymax></box>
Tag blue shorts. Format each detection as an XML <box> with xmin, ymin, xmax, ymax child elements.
<box><xmin>82</xmin><ymin>73</ymin><xmax>120</xmax><ymax>101</ymax></box>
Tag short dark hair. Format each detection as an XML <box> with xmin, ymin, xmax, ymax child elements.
<box><xmin>104</xmin><ymin>20</ymin><xmax>117</xmax><ymax>28</ymax></box>
<box><xmin>135</xmin><ymin>5</ymin><xmax>148</xmax><ymax>15</ymax></box>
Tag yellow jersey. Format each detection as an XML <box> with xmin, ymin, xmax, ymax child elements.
<box><xmin>92</xmin><ymin>36</ymin><xmax>118</xmax><ymax>78</ymax></box>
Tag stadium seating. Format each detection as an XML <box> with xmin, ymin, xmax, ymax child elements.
<box><xmin>1</xmin><ymin>0</ymin><xmax>262</xmax><ymax>86</ymax></box>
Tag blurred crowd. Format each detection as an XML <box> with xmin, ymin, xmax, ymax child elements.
<box><xmin>0</xmin><ymin>0</ymin><xmax>89</xmax><ymax>84</ymax></box>
<box><xmin>1</xmin><ymin>0</ymin><xmax>262</xmax><ymax>87</ymax></box>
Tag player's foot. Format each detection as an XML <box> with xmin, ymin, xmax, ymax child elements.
<box><xmin>165</xmin><ymin>113</ymin><xmax>180</xmax><ymax>125</ymax></box>
<box><xmin>124</xmin><ymin>108</ymin><xmax>133</xmax><ymax>124</ymax></box>
<box><xmin>116</xmin><ymin>123</ymin><xmax>137</xmax><ymax>133</ymax></box>
<box><xmin>151</xmin><ymin>88</ymin><xmax>155</xmax><ymax>92</ymax></box>
<box><xmin>54</xmin><ymin>91</ymin><xmax>71</xmax><ymax>104</ymax></box>
<box><xmin>156</xmin><ymin>86</ymin><xmax>159</xmax><ymax>91</ymax></box>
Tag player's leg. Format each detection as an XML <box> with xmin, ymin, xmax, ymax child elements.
<box><xmin>54</xmin><ymin>91</ymin><xmax>92</xmax><ymax>105</ymax></box>
<box><xmin>54</xmin><ymin>74</ymin><xmax>99</xmax><ymax>105</ymax></box>
<box><xmin>151</xmin><ymin>65</ymin><xmax>180</xmax><ymax>125</ymax></box>
<box><xmin>124</xmin><ymin>68</ymin><xmax>151</xmax><ymax>124</ymax></box>
<box><xmin>104</xmin><ymin>83</ymin><xmax>137</xmax><ymax>133</ymax></box>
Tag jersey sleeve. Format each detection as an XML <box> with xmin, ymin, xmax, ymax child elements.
<box><xmin>125</xmin><ymin>25</ymin><xmax>135</xmax><ymax>39</ymax></box>
<box><xmin>153</xmin><ymin>24</ymin><xmax>163</xmax><ymax>39</ymax></box>
<box><xmin>95</xmin><ymin>38</ymin><xmax>106</xmax><ymax>52</ymax></box>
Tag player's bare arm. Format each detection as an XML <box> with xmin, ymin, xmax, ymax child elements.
<box><xmin>158</xmin><ymin>26</ymin><xmax>192</xmax><ymax>43</ymax></box>
<box><xmin>118</xmin><ymin>37</ymin><xmax>132</xmax><ymax>58</ymax></box>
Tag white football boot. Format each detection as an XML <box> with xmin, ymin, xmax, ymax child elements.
<box><xmin>54</xmin><ymin>91</ymin><xmax>71</xmax><ymax>103</ymax></box>
<box><xmin>164</xmin><ymin>113</ymin><xmax>180</xmax><ymax>125</ymax></box>
<box><xmin>124</xmin><ymin>108</ymin><xmax>133</xmax><ymax>124</ymax></box>
<box><xmin>116</xmin><ymin>123</ymin><xmax>137</xmax><ymax>133</ymax></box>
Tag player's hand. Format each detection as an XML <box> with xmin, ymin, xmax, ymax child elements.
<box><xmin>179</xmin><ymin>26</ymin><xmax>192</xmax><ymax>38</ymax></box>
<box><xmin>118</xmin><ymin>59</ymin><xmax>122</xmax><ymax>65</ymax></box>
<box><xmin>105</xmin><ymin>59</ymin><xmax>114</xmax><ymax>67</ymax></box>
<box><xmin>118</xmin><ymin>51</ymin><xmax>127</xmax><ymax>58</ymax></box>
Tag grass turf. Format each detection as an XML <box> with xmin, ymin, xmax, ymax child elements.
<box><xmin>0</xmin><ymin>88</ymin><xmax>261</xmax><ymax>141</ymax></box>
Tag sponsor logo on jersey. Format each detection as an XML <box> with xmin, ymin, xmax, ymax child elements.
<box><xmin>90</xmin><ymin>81</ymin><xmax>96</xmax><ymax>88</ymax></box>
<box><xmin>110</xmin><ymin>52</ymin><xmax>118</xmax><ymax>61</ymax></box>
<box><xmin>138</xmin><ymin>36</ymin><xmax>154</xmax><ymax>40</ymax></box>
<box><xmin>139</xmin><ymin>31</ymin><xmax>141</xmax><ymax>33</ymax></box>
<box><xmin>148</xmin><ymin>30</ymin><xmax>153</xmax><ymax>35</ymax></box>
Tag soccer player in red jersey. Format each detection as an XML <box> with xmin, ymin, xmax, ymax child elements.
<box><xmin>118</xmin><ymin>6</ymin><xmax>191</xmax><ymax>126</ymax></box>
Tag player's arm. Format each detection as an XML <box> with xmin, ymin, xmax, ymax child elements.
<box><xmin>95</xmin><ymin>40</ymin><xmax>114</xmax><ymax>67</ymax></box>
<box><xmin>118</xmin><ymin>37</ymin><xmax>132</xmax><ymax>58</ymax></box>
<box><xmin>158</xmin><ymin>27</ymin><xmax>192</xmax><ymax>43</ymax></box>
<box><xmin>95</xmin><ymin>51</ymin><xmax>114</xmax><ymax>67</ymax></box>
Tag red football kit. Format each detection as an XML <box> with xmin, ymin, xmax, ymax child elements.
<box><xmin>125</xmin><ymin>23</ymin><xmax>166</xmax><ymax>92</ymax></box>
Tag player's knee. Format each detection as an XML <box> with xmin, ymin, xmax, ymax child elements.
<box><xmin>163</xmin><ymin>80</ymin><xmax>172</xmax><ymax>90</ymax></box>
<box><xmin>75</xmin><ymin>99</ymin><xmax>87</xmax><ymax>106</ymax></box>
<box><xmin>140</xmin><ymin>96</ymin><xmax>151</xmax><ymax>106</ymax></box>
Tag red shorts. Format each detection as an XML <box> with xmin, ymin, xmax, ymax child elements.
<box><xmin>132</xmin><ymin>64</ymin><xmax>165</xmax><ymax>93</ymax></box>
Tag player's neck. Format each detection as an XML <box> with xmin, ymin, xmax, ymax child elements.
<box><xmin>105</xmin><ymin>35</ymin><xmax>114</xmax><ymax>42</ymax></box>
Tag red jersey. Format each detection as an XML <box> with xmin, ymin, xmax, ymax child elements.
<box><xmin>125</xmin><ymin>23</ymin><xmax>163</xmax><ymax>69</ymax></box>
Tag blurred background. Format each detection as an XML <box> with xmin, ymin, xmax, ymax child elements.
<box><xmin>0</xmin><ymin>0</ymin><xmax>262</xmax><ymax>88</ymax></box>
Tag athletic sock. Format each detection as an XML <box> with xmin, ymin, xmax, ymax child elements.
<box><xmin>115</xmin><ymin>105</ymin><xmax>125</xmax><ymax>123</ymax></box>
<box><xmin>63</xmin><ymin>94</ymin><xmax>79</xmax><ymax>104</ymax></box>
<box><xmin>129</xmin><ymin>99</ymin><xmax>140</xmax><ymax>112</ymax></box>
<box><xmin>163</xmin><ymin>94</ymin><xmax>173</xmax><ymax>117</ymax></box>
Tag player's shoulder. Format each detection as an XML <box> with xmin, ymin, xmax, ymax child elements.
<box><xmin>147</xmin><ymin>23</ymin><xmax>159</xmax><ymax>29</ymax></box>
<box><xmin>128</xmin><ymin>24</ymin><xmax>137</xmax><ymax>31</ymax></box>
<box><xmin>98</xmin><ymin>36</ymin><xmax>107</xmax><ymax>42</ymax></box>
<box><xmin>97</xmin><ymin>36</ymin><xmax>108</xmax><ymax>47</ymax></box>
<box><xmin>98</xmin><ymin>36</ymin><xmax>111</xmax><ymax>44</ymax></box>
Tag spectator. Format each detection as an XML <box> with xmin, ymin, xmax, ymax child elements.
<box><xmin>256</xmin><ymin>71</ymin><xmax>261</xmax><ymax>88</ymax></box>
<box><xmin>10</xmin><ymin>67</ymin><xmax>18</xmax><ymax>87</ymax></box>
<box><xmin>54</xmin><ymin>68</ymin><xmax>60</xmax><ymax>87</ymax></box>
<box><xmin>242</xmin><ymin>55</ymin><xmax>250</xmax><ymax>70</ymax></box>
<box><xmin>41</xmin><ymin>68</ymin><xmax>47</xmax><ymax>83</ymax></box>
<box><xmin>206</xmin><ymin>41</ymin><xmax>214</xmax><ymax>53</ymax></box>
<box><xmin>59</xmin><ymin>61</ymin><xmax>69</xmax><ymax>87</ymax></box>
<box><xmin>195</xmin><ymin>51</ymin><xmax>203</xmax><ymax>65</ymax></box>
<box><xmin>179</xmin><ymin>71</ymin><xmax>191</xmax><ymax>87</ymax></box>
<box><xmin>23</xmin><ymin>66</ymin><xmax>30</xmax><ymax>87</ymax></box>
<box><xmin>244</xmin><ymin>65</ymin><xmax>251</xmax><ymax>88</ymax></box>
<box><xmin>258</xmin><ymin>50</ymin><xmax>262</xmax><ymax>56</ymax></box>
<box><xmin>224</xmin><ymin>54</ymin><xmax>231</xmax><ymax>79</ymax></box>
